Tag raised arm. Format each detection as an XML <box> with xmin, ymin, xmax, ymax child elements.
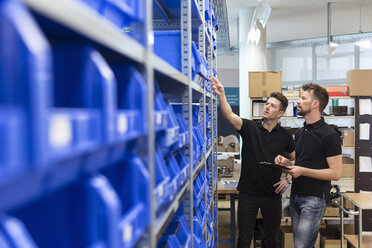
<box><xmin>210</xmin><ymin>76</ymin><xmax>242</xmax><ymax>131</ymax></box>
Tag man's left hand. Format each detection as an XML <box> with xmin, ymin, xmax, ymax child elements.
<box><xmin>273</xmin><ymin>179</ymin><xmax>290</xmax><ymax>194</ymax></box>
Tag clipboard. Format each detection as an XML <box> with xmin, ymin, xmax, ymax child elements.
<box><xmin>259</xmin><ymin>161</ymin><xmax>291</xmax><ymax>171</ymax></box>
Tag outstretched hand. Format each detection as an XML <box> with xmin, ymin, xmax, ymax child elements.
<box><xmin>210</xmin><ymin>76</ymin><xmax>225</xmax><ymax>96</ymax></box>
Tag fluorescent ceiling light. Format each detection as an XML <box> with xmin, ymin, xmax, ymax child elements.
<box><xmin>256</xmin><ymin>2</ymin><xmax>271</xmax><ymax>28</ymax></box>
<box><xmin>355</xmin><ymin>40</ymin><xmax>372</xmax><ymax>48</ymax></box>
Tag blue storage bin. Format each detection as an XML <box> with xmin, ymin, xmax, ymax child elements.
<box><xmin>193</xmin><ymin>217</ymin><xmax>207</xmax><ymax>248</ymax></box>
<box><xmin>111</xmin><ymin>64</ymin><xmax>147</xmax><ymax>141</ymax></box>
<box><xmin>153</xmin><ymin>30</ymin><xmax>182</xmax><ymax>72</ymax></box>
<box><xmin>49</xmin><ymin>45</ymin><xmax>121</xmax><ymax>170</ymax></box>
<box><xmin>212</xmin><ymin>13</ymin><xmax>218</xmax><ymax>31</ymax></box>
<box><xmin>157</xmin><ymin>235</ymin><xmax>181</xmax><ymax>248</ymax></box>
<box><xmin>155</xmin><ymin>149</ymin><xmax>171</xmax><ymax>211</ymax></box>
<box><xmin>165</xmin><ymin>215</ymin><xmax>191</xmax><ymax>247</ymax></box>
<box><xmin>166</xmin><ymin>154</ymin><xmax>181</xmax><ymax>201</ymax></box>
<box><xmin>174</xmin><ymin>149</ymin><xmax>189</xmax><ymax>186</ymax></box>
<box><xmin>193</xmin><ymin>171</ymin><xmax>206</xmax><ymax>207</ymax></box>
<box><xmin>82</xmin><ymin>0</ymin><xmax>145</xmax><ymax>25</ymax></box>
<box><xmin>194</xmin><ymin>200</ymin><xmax>207</xmax><ymax>225</ymax></box>
<box><xmin>192</xmin><ymin>128</ymin><xmax>200</xmax><ymax>167</ymax></box>
<box><xmin>102</xmin><ymin>154</ymin><xmax>150</xmax><ymax>248</ymax></box>
<box><xmin>154</xmin><ymin>82</ymin><xmax>168</xmax><ymax>132</ymax></box>
<box><xmin>205</xmin><ymin>0</ymin><xmax>212</xmax><ymax>21</ymax></box>
<box><xmin>156</xmin><ymin>99</ymin><xmax>179</xmax><ymax>148</ymax></box>
<box><xmin>171</xmin><ymin>113</ymin><xmax>189</xmax><ymax>150</ymax></box>
<box><xmin>0</xmin><ymin>0</ymin><xmax>51</xmax><ymax>173</ymax></box>
<box><xmin>11</xmin><ymin>175</ymin><xmax>121</xmax><ymax>248</ymax></box>
<box><xmin>0</xmin><ymin>215</ymin><xmax>37</xmax><ymax>248</ymax></box>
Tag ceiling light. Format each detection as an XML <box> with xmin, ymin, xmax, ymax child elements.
<box><xmin>256</xmin><ymin>2</ymin><xmax>271</xmax><ymax>29</ymax></box>
<box><xmin>355</xmin><ymin>40</ymin><xmax>372</xmax><ymax>48</ymax></box>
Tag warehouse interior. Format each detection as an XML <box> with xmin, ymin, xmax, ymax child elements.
<box><xmin>1</xmin><ymin>0</ymin><xmax>372</xmax><ymax>247</ymax></box>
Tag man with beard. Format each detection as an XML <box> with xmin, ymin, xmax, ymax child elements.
<box><xmin>275</xmin><ymin>83</ymin><xmax>342</xmax><ymax>248</ymax></box>
<box><xmin>211</xmin><ymin>76</ymin><xmax>295</xmax><ymax>248</ymax></box>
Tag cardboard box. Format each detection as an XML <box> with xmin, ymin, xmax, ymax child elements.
<box><xmin>342</xmin><ymin>163</ymin><xmax>354</xmax><ymax>178</ymax></box>
<box><xmin>281</xmin><ymin>226</ymin><xmax>320</xmax><ymax>248</ymax></box>
<box><xmin>218</xmin><ymin>135</ymin><xmax>240</xmax><ymax>152</ymax></box>
<box><xmin>324</xmin><ymin>207</ymin><xmax>339</xmax><ymax>217</ymax></box>
<box><xmin>342</xmin><ymin>130</ymin><xmax>354</xmax><ymax>147</ymax></box>
<box><xmin>347</xmin><ymin>69</ymin><xmax>372</xmax><ymax>96</ymax></box>
<box><xmin>325</xmin><ymin>86</ymin><xmax>348</xmax><ymax>97</ymax></box>
<box><xmin>217</xmin><ymin>155</ymin><xmax>234</xmax><ymax>171</ymax></box>
<box><xmin>323</xmin><ymin>239</ymin><xmax>347</xmax><ymax>248</ymax></box>
<box><xmin>249</xmin><ymin>71</ymin><xmax>281</xmax><ymax>97</ymax></box>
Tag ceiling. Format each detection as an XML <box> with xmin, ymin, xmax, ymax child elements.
<box><xmin>218</xmin><ymin>0</ymin><xmax>372</xmax><ymax>52</ymax></box>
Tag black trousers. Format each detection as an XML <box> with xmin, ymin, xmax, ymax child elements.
<box><xmin>237</xmin><ymin>193</ymin><xmax>282</xmax><ymax>248</ymax></box>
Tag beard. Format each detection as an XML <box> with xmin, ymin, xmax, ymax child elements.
<box><xmin>297</xmin><ymin>107</ymin><xmax>310</xmax><ymax>116</ymax></box>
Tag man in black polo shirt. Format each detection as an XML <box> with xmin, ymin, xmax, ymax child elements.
<box><xmin>211</xmin><ymin>76</ymin><xmax>295</xmax><ymax>248</ymax></box>
<box><xmin>275</xmin><ymin>83</ymin><xmax>342</xmax><ymax>248</ymax></box>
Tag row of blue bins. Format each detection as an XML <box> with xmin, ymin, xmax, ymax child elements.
<box><xmin>153</xmin><ymin>31</ymin><xmax>211</xmax><ymax>91</ymax></box>
<box><xmin>81</xmin><ymin>0</ymin><xmax>145</xmax><ymax>43</ymax></box>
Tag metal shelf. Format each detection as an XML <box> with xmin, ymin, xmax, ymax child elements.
<box><xmin>23</xmin><ymin>0</ymin><xmax>146</xmax><ymax>64</ymax></box>
<box><xmin>154</xmin><ymin>181</ymin><xmax>190</xmax><ymax>238</ymax></box>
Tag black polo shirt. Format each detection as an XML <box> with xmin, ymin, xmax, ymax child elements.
<box><xmin>237</xmin><ymin>118</ymin><xmax>295</xmax><ymax>198</ymax></box>
<box><xmin>292</xmin><ymin>117</ymin><xmax>342</xmax><ymax>200</ymax></box>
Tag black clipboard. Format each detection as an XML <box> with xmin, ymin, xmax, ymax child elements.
<box><xmin>259</xmin><ymin>161</ymin><xmax>291</xmax><ymax>171</ymax></box>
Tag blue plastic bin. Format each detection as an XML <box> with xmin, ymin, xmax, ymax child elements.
<box><xmin>0</xmin><ymin>0</ymin><xmax>51</xmax><ymax>175</ymax></box>
<box><xmin>174</xmin><ymin>149</ymin><xmax>190</xmax><ymax>186</ymax></box>
<box><xmin>166</xmin><ymin>154</ymin><xmax>181</xmax><ymax>201</ymax></box>
<box><xmin>102</xmin><ymin>154</ymin><xmax>150</xmax><ymax>248</ymax></box>
<box><xmin>165</xmin><ymin>216</ymin><xmax>191</xmax><ymax>247</ymax></box>
<box><xmin>50</xmin><ymin>45</ymin><xmax>122</xmax><ymax>168</ymax></box>
<box><xmin>82</xmin><ymin>0</ymin><xmax>145</xmax><ymax>26</ymax></box>
<box><xmin>111</xmin><ymin>64</ymin><xmax>147</xmax><ymax>141</ymax></box>
<box><xmin>154</xmin><ymin>82</ymin><xmax>168</xmax><ymax>132</ymax></box>
<box><xmin>193</xmin><ymin>171</ymin><xmax>206</xmax><ymax>207</ymax></box>
<box><xmin>153</xmin><ymin>31</ymin><xmax>181</xmax><ymax>71</ymax></box>
<box><xmin>205</xmin><ymin>0</ymin><xmax>212</xmax><ymax>21</ymax></box>
<box><xmin>155</xmin><ymin>149</ymin><xmax>171</xmax><ymax>211</ymax></box>
<box><xmin>11</xmin><ymin>175</ymin><xmax>122</xmax><ymax>248</ymax></box>
<box><xmin>193</xmin><ymin>217</ymin><xmax>207</xmax><ymax>248</ymax></box>
<box><xmin>157</xmin><ymin>235</ymin><xmax>181</xmax><ymax>248</ymax></box>
<box><xmin>212</xmin><ymin>13</ymin><xmax>218</xmax><ymax>31</ymax></box>
<box><xmin>171</xmin><ymin>113</ymin><xmax>189</xmax><ymax>150</ymax></box>
<box><xmin>156</xmin><ymin>99</ymin><xmax>179</xmax><ymax>148</ymax></box>
<box><xmin>0</xmin><ymin>215</ymin><xmax>37</xmax><ymax>248</ymax></box>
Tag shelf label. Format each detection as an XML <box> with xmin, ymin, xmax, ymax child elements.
<box><xmin>122</xmin><ymin>224</ymin><xmax>133</xmax><ymax>243</ymax></box>
<box><xmin>117</xmin><ymin>114</ymin><xmax>128</xmax><ymax>134</ymax></box>
<box><xmin>49</xmin><ymin>114</ymin><xmax>72</xmax><ymax>148</ymax></box>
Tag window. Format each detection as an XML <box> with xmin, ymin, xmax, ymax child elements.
<box><xmin>316</xmin><ymin>43</ymin><xmax>354</xmax><ymax>81</ymax></box>
<box><xmin>273</xmin><ymin>47</ymin><xmax>312</xmax><ymax>83</ymax></box>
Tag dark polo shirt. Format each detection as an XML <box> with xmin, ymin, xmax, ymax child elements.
<box><xmin>292</xmin><ymin>117</ymin><xmax>342</xmax><ymax>200</ymax></box>
<box><xmin>237</xmin><ymin>118</ymin><xmax>295</xmax><ymax>198</ymax></box>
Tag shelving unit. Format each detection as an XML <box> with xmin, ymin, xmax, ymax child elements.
<box><xmin>0</xmin><ymin>0</ymin><xmax>218</xmax><ymax>247</ymax></box>
<box><xmin>338</xmin><ymin>193</ymin><xmax>372</xmax><ymax>248</ymax></box>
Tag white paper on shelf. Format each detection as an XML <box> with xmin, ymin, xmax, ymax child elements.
<box><xmin>359</xmin><ymin>99</ymin><xmax>372</xmax><ymax>115</ymax></box>
<box><xmin>359</xmin><ymin>123</ymin><xmax>370</xmax><ymax>140</ymax></box>
<box><xmin>359</xmin><ymin>156</ymin><xmax>372</xmax><ymax>173</ymax></box>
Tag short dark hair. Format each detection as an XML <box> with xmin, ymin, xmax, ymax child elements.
<box><xmin>301</xmin><ymin>83</ymin><xmax>329</xmax><ymax>112</ymax></box>
<box><xmin>269</xmin><ymin>92</ymin><xmax>288</xmax><ymax>112</ymax></box>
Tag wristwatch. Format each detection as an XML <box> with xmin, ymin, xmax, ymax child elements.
<box><xmin>286</xmin><ymin>177</ymin><xmax>292</xmax><ymax>184</ymax></box>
